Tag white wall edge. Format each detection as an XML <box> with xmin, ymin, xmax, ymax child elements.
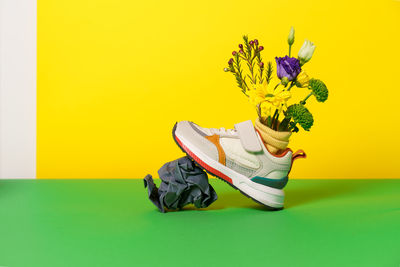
<box><xmin>0</xmin><ymin>0</ymin><xmax>37</xmax><ymax>178</ymax></box>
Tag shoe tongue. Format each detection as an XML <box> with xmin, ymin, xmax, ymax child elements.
<box><xmin>234</xmin><ymin>120</ymin><xmax>263</xmax><ymax>153</ymax></box>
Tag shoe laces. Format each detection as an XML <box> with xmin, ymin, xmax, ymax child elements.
<box><xmin>209</xmin><ymin>127</ymin><xmax>237</xmax><ymax>136</ymax></box>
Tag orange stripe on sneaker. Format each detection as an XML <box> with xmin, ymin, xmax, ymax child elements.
<box><xmin>175</xmin><ymin>134</ymin><xmax>232</xmax><ymax>184</ymax></box>
<box><xmin>205</xmin><ymin>134</ymin><xmax>226</xmax><ymax>165</ymax></box>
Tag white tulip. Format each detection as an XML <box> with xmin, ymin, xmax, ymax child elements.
<box><xmin>298</xmin><ymin>40</ymin><xmax>316</xmax><ymax>65</ymax></box>
<box><xmin>287</xmin><ymin>27</ymin><xmax>295</xmax><ymax>46</ymax></box>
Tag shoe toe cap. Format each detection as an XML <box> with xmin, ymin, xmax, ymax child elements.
<box><xmin>174</xmin><ymin>121</ymin><xmax>219</xmax><ymax>162</ymax></box>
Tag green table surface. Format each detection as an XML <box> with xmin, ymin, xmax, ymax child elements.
<box><xmin>0</xmin><ymin>179</ymin><xmax>399</xmax><ymax>267</ymax></box>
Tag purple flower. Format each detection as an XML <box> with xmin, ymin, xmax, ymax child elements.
<box><xmin>275</xmin><ymin>56</ymin><xmax>301</xmax><ymax>81</ymax></box>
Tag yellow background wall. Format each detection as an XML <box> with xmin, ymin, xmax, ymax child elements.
<box><xmin>38</xmin><ymin>0</ymin><xmax>400</xmax><ymax>179</ymax></box>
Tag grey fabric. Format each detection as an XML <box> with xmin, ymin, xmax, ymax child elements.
<box><xmin>144</xmin><ymin>156</ymin><xmax>218</xmax><ymax>213</ymax></box>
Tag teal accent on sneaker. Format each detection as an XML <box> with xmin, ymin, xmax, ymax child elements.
<box><xmin>250</xmin><ymin>176</ymin><xmax>289</xmax><ymax>189</ymax></box>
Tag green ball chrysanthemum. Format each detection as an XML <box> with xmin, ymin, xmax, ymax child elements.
<box><xmin>309</xmin><ymin>79</ymin><xmax>328</xmax><ymax>102</ymax></box>
<box><xmin>286</xmin><ymin>104</ymin><xmax>314</xmax><ymax>131</ymax></box>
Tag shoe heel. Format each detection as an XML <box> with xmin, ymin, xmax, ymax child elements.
<box><xmin>238</xmin><ymin>180</ymin><xmax>285</xmax><ymax>209</ymax></box>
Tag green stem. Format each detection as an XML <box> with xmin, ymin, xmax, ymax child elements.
<box><xmin>256</xmin><ymin>53</ymin><xmax>264</xmax><ymax>84</ymax></box>
<box><xmin>249</xmin><ymin>64</ymin><xmax>256</xmax><ymax>84</ymax></box>
<box><xmin>247</xmin><ymin>54</ymin><xmax>257</xmax><ymax>84</ymax></box>
<box><xmin>291</xmin><ymin>122</ymin><xmax>297</xmax><ymax>131</ymax></box>
<box><xmin>264</xmin><ymin>116</ymin><xmax>272</xmax><ymax>127</ymax></box>
<box><xmin>287</xmin><ymin>81</ymin><xmax>296</xmax><ymax>91</ymax></box>
<box><xmin>289</xmin><ymin>44</ymin><xmax>292</xmax><ymax>57</ymax></box>
<box><xmin>301</xmin><ymin>92</ymin><xmax>313</xmax><ymax>105</ymax></box>
<box><xmin>231</xmin><ymin>56</ymin><xmax>249</xmax><ymax>94</ymax></box>
<box><xmin>256</xmin><ymin>104</ymin><xmax>261</xmax><ymax>119</ymax></box>
<box><xmin>274</xmin><ymin>112</ymin><xmax>280</xmax><ymax>130</ymax></box>
<box><xmin>271</xmin><ymin>109</ymin><xmax>278</xmax><ymax>128</ymax></box>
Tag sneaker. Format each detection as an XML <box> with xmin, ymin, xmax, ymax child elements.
<box><xmin>172</xmin><ymin>120</ymin><xmax>305</xmax><ymax>209</ymax></box>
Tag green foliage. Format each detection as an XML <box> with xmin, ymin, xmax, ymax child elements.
<box><xmin>309</xmin><ymin>79</ymin><xmax>328</xmax><ymax>102</ymax></box>
<box><xmin>242</xmin><ymin>35</ymin><xmax>253</xmax><ymax>58</ymax></box>
<box><xmin>242</xmin><ymin>35</ymin><xmax>257</xmax><ymax>84</ymax></box>
<box><xmin>224</xmin><ymin>33</ymin><xmax>329</xmax><ymax>134</ymax></box>
<box><xmin>278</xmin><ymin>117</ymin><xmax>291</xmax><ymax>131</ymax></box>
<box><xmin>289</xmin><ymin>121</ymin><xmax>299</xmax><ymax>133</ymax></box>
<box><xmin>286</xmin><ymin>104</ymin><xmax>314</xmax><ymax>131</ymax></box>
<box><xmin>226</xmin><ymin>35</ymin><xmax>267</xmax><ymax>94</ymax></box>
<box><xmin>256</xmin><ymin>52</ymin><xmax>264</xmax><ymax>83</ymax></box>
<box><xmin>233</xmin><ymin>54</ymin><xmax>247</xmax><ymax>94</ymax></box>
<box><xmin>265</xmin><ymin>116</ymin><xmax>272</xmax><ymax>128</ymax></box>
<box><xmin>265</xmin><ymin>62</ymin><xmax>273</xmax><ymax>84</ymax></box>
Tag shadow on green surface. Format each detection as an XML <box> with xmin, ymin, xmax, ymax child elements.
<box><xmin>205</xmin><ymin>180</ymin><xmax>380</xmax><ymax>211</ymax></box>
<box><xmin>205</xmin><ymin>191</ymin><xmax>268</xmax><ymax>211</ymax></box>
<box><xmin>164</xmin><ymin>180</ymin><xmax>373</xmax><ymax>212</ymax></box>
<box><xmin>162</xmin><ymin>191</ymin><xmax>262</xmax><ymax>212</ymax></box>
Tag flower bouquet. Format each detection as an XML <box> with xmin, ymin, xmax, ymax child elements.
<box><xmin>224</xmin><ymin>28</ymin><xmax>329</xmax><ymax>154</ymax></box>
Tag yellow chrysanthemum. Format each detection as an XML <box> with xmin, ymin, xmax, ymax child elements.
<box><xmin>247</xmin><ymin>82</ymin><xmax>291</xmax><ymax>117</ymax></box>
<box><xmin>247</xmin><ymin>82</ymin><xmax>269</xmax><ymax>106</ymax></box>
<box><xmin>260</xmin><ymin>101</ymin><xmax>275</xmax><ymax>117</ymax></box>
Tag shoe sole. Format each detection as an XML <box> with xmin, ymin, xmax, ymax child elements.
<box><xmin>172</xmin><ymin>123</ymin><xmax>284</xmax><ymax>210</ymax></box>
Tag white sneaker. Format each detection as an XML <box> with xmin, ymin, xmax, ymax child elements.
<box><xmin>172</xmin><ymin>120</ymin><xmax>305</xmax><ymax>209</ymax></box>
